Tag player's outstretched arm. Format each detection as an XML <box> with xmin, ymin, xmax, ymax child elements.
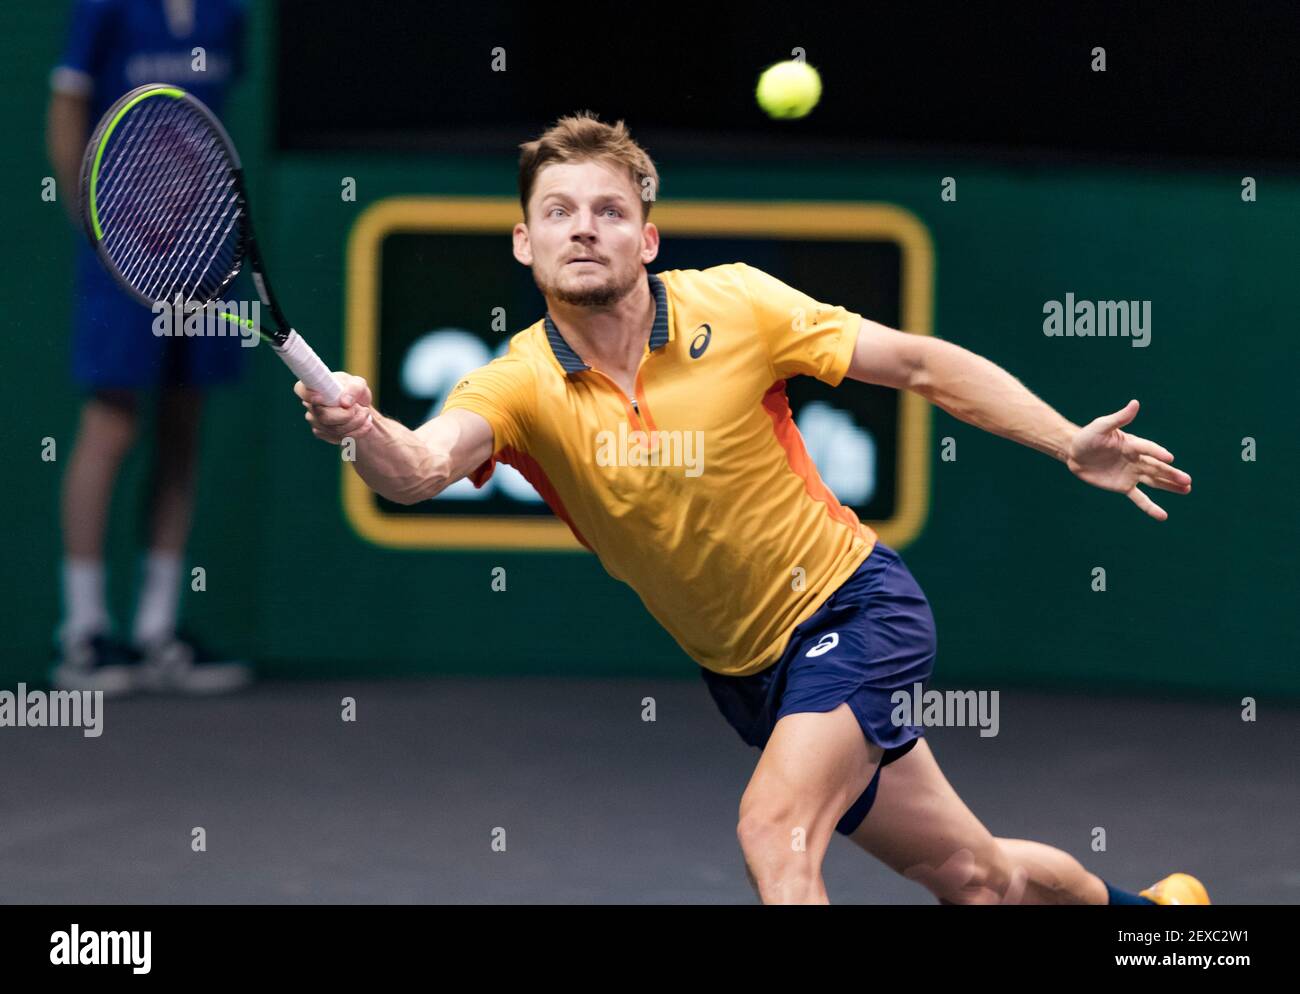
<box><xmin>845</xmin><ymin>319</ymin><xmax>1192</xmax><ymax>520</ymax></box>
<box><xmin>295</xmin><ymin>373</ymin><xmax>493</xmax><ymax>505</ymax></box>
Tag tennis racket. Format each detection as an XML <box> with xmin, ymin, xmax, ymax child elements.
<box><xmin>78</xmin><ymin>83</ymin><xmax>342</xmax><ymax>404</ymax></box>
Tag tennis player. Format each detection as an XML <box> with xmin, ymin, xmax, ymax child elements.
<box><xmin>47</xmin><ymin>0</ymin><xmax>252</xmax><ymax>694</ymax></box>
<box><xmin>299</xmin><ymin>113</ymin><xmax>1205</xmax><ymax>905</ymax></box>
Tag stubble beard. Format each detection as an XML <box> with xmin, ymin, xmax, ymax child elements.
<box><xmin>537</xmin><ymin>258</ymin><xmax>641</xmax><ymax>309</ymax></box>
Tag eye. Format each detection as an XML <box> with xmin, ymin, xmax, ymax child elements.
<box><xmin>602</xmin><ymin>207</ymin><xmax>622</xmax><ymax>218</ymax></box>
<box><xmin>548</xmin><ymin>206</ymin><xmax>567</xmax><ymax>217</ymax></box>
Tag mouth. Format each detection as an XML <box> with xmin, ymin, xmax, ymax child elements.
<box><xmin>566</xmin><ymin>257</ymin><xmax>603</xmax><ymax>266</ymax></box>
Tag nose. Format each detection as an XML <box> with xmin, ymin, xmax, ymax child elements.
<box><xmin>569</xmin><ymin>207</ymin><xmax>600</xmax><ymax>240</ymax></box>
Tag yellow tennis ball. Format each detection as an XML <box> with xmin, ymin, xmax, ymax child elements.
<box><xmin>756</xmin><ymin>60</ymin><xmax>822</xmax><ymax>119</ymax></box>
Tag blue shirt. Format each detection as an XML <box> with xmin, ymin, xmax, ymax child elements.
<box><xmin>53</xmin><ymin>0</ymin><xmax>247</xmax><ymax>120</ymax></box>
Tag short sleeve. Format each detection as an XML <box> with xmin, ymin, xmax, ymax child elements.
<box><xmin>51</xmin><ymin>0</ymin><xmax>119</xmax><ymax>98</ymax></box>
<box><xmin>439</xmin><ymin>353</ymin><xmax>536</xmax><ymax>486</ymax></box>
<box><xmin>736</xmin><ymin>262</ymin><xmax>863</xmax><ymax>386</ymax></box>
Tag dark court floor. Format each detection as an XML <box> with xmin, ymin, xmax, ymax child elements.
<box><xmin>2</xmin><ymin>678</ymin><xmax>1295</xmax><ymax>904</ymax></box>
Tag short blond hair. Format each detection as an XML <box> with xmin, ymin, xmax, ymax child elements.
<box><xmin>518</xmin><ymin>111</ymin><xmax>659</xmax><ymax>222</ymax></box>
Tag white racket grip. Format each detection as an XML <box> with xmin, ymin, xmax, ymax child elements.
<box><xmin>274</xmin><ymin>330</ymin><xmax>342</xmax><ymax>405</ymax></box>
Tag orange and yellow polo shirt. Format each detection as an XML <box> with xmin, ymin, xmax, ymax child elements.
<box><xmin>441</xmin><ymin>262</ymin><xmax>877</xmax><ymax>676</ymax></box>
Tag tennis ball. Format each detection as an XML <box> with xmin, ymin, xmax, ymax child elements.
<box><xmin>756</xmin><ymin>60</ymin><xmax>822</xmax><ymax>119</ymax></box>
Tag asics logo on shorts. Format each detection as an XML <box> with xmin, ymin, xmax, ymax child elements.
<box><xmin>806</xmin><ymin>632</ymin><xmax>839</xmax><ymax>657</ymax></box>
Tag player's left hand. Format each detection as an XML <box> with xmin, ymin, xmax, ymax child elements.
<box><xmin>1066</xmin><ymin>399</ymin><xmax>1192</xmax><ymax>521</ymax></box>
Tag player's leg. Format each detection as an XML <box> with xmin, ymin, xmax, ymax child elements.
<box><xmin>706</xmin><ymin>543</ymin><xmax>944</xmax><ymax>902</ymax></box>
<box><xmin>147</xmin><ymin>385</ymin><xmax>202</xmax><ymax>551</ymax></box>
<box><xmin>131</xmin><ymin>338</ymin><xmax>252</xmax><ymax>693</ymax></box>
<box><xmin>62</xmin><ymin>390</ymin><xmax>139</xmax><ymax>560</ymax></box>
<box><xmin>846</xmin><ymin>737</ymin><xmax>1107</xmax><ymax>904</ymax></box>
<box><xmin>54</xmin><ymin>389</ymin><xmax>142</xmax><ymax>693</ymax></box>
<box><xmin>736</xmin><ymin>702</ymin><xmax>883</xmax><ymax>904</ymax></box>
<box><xmin>995</xmin><ymin>837</ymin><xmax>1110</xmax><ymax>902</ymax></box>
<box><xmin>60</xmin><ymin>252</ymin><xmax>162</xmax><ymax>647</ymax></box>
<box><xmin>131</xmin><ymin>384</ymin><xmax>202</xmax><ymax>648</ymax></box>
<box><xmin>60</xmin><ymin>390</ymin><xmax>140</xmax><ymax>630</ymax></box>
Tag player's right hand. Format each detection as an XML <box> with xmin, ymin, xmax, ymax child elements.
<box><xmin>296</xmin><ymin>372</ymin><xmax>374</xmax><ymax>444</ymax></box>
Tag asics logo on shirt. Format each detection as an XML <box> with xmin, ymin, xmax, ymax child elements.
<box><xmin>689</xmin><ymin>324</ymin><xmax>712</xmax><ymax>358</ymax></box>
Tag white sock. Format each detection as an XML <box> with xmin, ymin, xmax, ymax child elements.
<box><xmin>132</xmin><ymin>551</ymin><xmax>183</xmax><ymax>647</ymax></box>
<box><xmin>62</xmin><ymin>558</ymin><xmax>109</xmax><ymax>643</ymax></box>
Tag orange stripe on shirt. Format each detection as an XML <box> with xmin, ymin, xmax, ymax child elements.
<box><xmin>761</xmin><ymin>380</ymin><xmax>868</xmax><ymax>538</ymax></box>
<box><xmin>487</xmin><ymin>447</ymin><xmax>594</xmax><ymax>551</ymax></box>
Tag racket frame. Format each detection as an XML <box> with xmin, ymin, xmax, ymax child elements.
<box><xmin>78</xmin><ymin>83</ymin><xmax>342</xmax><ymax>403</ymax></box>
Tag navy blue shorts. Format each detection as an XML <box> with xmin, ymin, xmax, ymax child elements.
<box><xmin>71</xmin><ymin>245</ymin><xmax>245</xmax><ymax>390</ymax></box>
<box><xmin>701</xmin><ymin>542</ymin><xmax>936</xmax><ymax>836</ymax></box>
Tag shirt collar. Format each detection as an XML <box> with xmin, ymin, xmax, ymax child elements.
<box><xmin>544</xmin><ymin>273</ymin><xmax>671</xmax><ymax>375</ymax></box>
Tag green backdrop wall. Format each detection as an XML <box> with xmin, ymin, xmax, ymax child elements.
<box><xmin>3</xmin><ymin>3</ymin><xmax>1294</xmax><ymax>697</ymax></box>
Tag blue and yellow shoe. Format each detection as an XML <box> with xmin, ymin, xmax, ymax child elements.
<box><xmin>1140</xmin><ymin>873</ymin><xmax>1211</xmax><ymax>905</ymax></box>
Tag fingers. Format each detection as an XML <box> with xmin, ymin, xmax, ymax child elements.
<box><xmin>294</xmin><ymin>372</ymin><xmax>374</xmax><ymax>444</ymax></box>
<box><xmin>1125</xmin><ymin>433</ymin><xmax>1175</xmax><ymax>463</ymax></box>
<box><xmin>321</xmin><ymin>372</ymin><xmax>372</xmax><ymax>408</ymax></box>
<box><xmin>1092</xmin><ymin>398</ymin><xmax>1140</xmax><ymax>433</ymax></box>
<box><xmin>294</xmin><ymin>374</ymin><xmax>371</xmax><ymax>407</ymax></box>
<box><xmin>340</xmin><ymin>372</ymin><xmax>373</xmax><ymax>407</ymax></box>
<box><xmin>1137</xmin><ymin>454</ymin><xmax>1192</xmax><ymax>493</ymax></box>
<box><xmin>304</xmin><ymin>404</ymin><xmax>372</xmax><ymax>441</ymax></box>
<box><xmin>1127</xmin><ymin>485</ymin><xmax>1168</xmax><ymax>521</ymax></box>
<box><xmin>302</xmin><ymin>387</ymin><xmax>353</xmax><ymax>408</ymax></box>
<box><xmin>306</xmin><ymin>404</ymin><xmax>370</xmax><ymax>432</ymax></box>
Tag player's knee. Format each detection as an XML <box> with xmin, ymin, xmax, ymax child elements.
<box><xmin>737</xmin><ymin>815</ymin><xmax>821</xmax><ymax>896</ymax></box>
<box><xmin>735</xmin><ymin>808</ymin><xmax>780</xmax><ymax>856</ymax></box>
<box><xmin>81</xmin><ymin>396</ymin><xmax>140</xmax><ymax>455</ymax></box>
<box><xmin>736</xmin><ymin>803</ymin><xmax>810</xmax><ymax>866</ymax></box>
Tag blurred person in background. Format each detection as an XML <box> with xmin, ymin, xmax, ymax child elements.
<box><xmin>46</xmin><ymin>0</ymin><xmax>253</xmax><ymax>695</ymax></box>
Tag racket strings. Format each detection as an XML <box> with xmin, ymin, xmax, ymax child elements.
<box><xmin>95</xmin><ymin>97</ymin><xmax>172</xmax><ymax>213</ymax></box>
<box><xmin>100</xmin><ymin>102</ymin><xmax>217</xmax><ymax>294</ymax></box>
<box><xmin>94</xmin><ymin>98</ymin><xmax>164</xmax><ymax>225</ymax></box>
<box><xmin>118</xmin><ymin>111</ymin><xmax>238</xmax><ymax>300</ymax></box>
<box><xmin>139</xmin><ymin>143</ymin><xmax>238</xmax><ymax>301</ymax></box>
<box><xmin>101</xmin><ymin>118</ymin><xmax>192</xmax><ymax>282</ymax></box>
<box><xmin>94</xmin><ymin>97</ymin><xmax>243</xmax><ymax>305</ymax></box>
<box><xmin>181</xmin><ymin>200</ymin><xmax>242</xmax><ymax>302</ymax></box>
<box><xmin>100</xmin><ymin>100</ymin><xmax>198</xmax><ymax>275</ymax></box>
<box><xmin>107</xmin><ymin>111</ymin><xmax>210</xmax><ymax>293</ymax></box>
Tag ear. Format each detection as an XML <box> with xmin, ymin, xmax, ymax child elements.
<box><xmin>512</xmin><ymin>221</ymin><xmax>533</xmax><ymax>266</ymax></box>
<box><xmin>640</xmin><ymin>221</ymin><xmax>660</xmax><ymax>265</ymax></box>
